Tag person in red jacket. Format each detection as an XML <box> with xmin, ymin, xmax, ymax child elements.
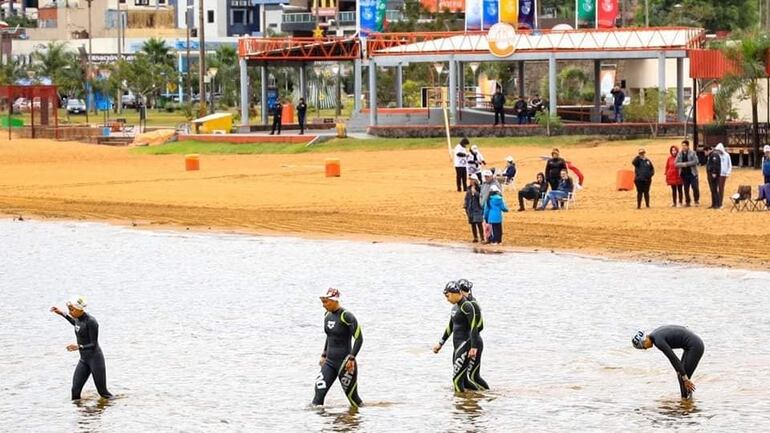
<box><xmin>665</xmin><ymin>145</ymin><xmax>684</xmax><ymax>207</ymax></box>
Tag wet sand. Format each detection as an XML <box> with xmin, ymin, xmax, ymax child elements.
<box><xmin>1</xmin><ymin>136</ymin><xmax>768</xmax><ymax>269</ymax></box>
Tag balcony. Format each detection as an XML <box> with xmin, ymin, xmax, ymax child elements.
<box><xmin>281</xmin><ymin>10</ymin><xmax>403</xmax><ymax>26</ymax></box>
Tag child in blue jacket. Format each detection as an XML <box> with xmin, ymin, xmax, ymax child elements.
<box><xmin>483</xmin><ymin>185</ymin><xmax>509</xmax><ymax>244</ymax></box>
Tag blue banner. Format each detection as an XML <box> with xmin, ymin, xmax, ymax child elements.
<box><xmin>483</xmin><ymin>0</ymin><xmax>499</xmax><ymax>30</ymax></box>
<box><xmin>359</xmin><ymin>0</ymin><xmax>378</xmax><ymax>36</ymax></box>
<box><xmin>465</xmin><ymin>0</ymin><xmax>482</xmax><ymax>30</ymax></box>
<box><xmin>518</xmin><ymin>0</ymin><xmax>535</xmax><ymax>29</ymax></box>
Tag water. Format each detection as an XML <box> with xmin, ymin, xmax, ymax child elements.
<box><xmin>1</xmin><ymin>220</ymin><xmax>769</xmax><ymax>432</ymax></box>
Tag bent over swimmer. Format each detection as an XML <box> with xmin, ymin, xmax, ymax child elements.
<box><xmin>312</xmin><ymin>288</ymin><xmax>363</xmax><ymax>407</ymax></box>
<box><xmin>632</xmin><ymin>325</ymin><xmax>704</xmax><ymax>399</ymax></box>
<box><xmin>433</xmin><ymin>281</ymin><xmax>486</xmax><ymax>392</ymax></box>
<box><xmin>50</xmin><ymin>296</ymin><xmax>113</xmax><ymax>400</ymax></box>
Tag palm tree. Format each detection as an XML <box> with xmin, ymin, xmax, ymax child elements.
<box><xmin>31</xmin><ymin>41</ymin><xmax>77</xmax><ymax>86</ymax></box>
<box><xmin>140</xmin><ymin>37</ymin><xmax>173</xmax><ymax>68</ymax></box>
<box><xmin>719</xmin><ymin>31</ymin><xmax>770</xmax><ymax>168</ymax></box>
<box><xmin>207</xmin><ymin>45</ymin><xmax>238</xmax><ymax>107</ymax></box>
<box><xmin>0</xmin><ymin>59</ymin><xmax>24</xmax><ymax>85</ymax></box>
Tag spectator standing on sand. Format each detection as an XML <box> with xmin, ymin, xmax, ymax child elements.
<box><xmin>518</xmin><ymin>173</ymin><xmax>547</xmax><ymax>211</ymax></box>
<box><xmin>483</xmin><ymin>185</ymin><xmax>508</xmax><ymax>244</ymax></box>
<box><xmin>453</xmin><ymin>138</ymin><xmax>470</xmax><ymax>192</ymax></box>
<box><xmin>464</xmin><ymin>178</ymin><xmax>485</xmax><ymax>243</ymax></box>
<box><xmin>297</xmin><ymin>98</ymin><xmax>307</xmax><ymax>135</ymax></box>
<box><xmin>762</xmin><ymin>145</ymin><xmax>770</xmax><ymax>184</ymax></box>
<box><xmin>715</xmin><ymin>143</ymin><xmax>732</xmax><ymax>209</ymax></box>
<box><xmin>544</xmin><ymin>148</ymin><xmax>567</xmax><ymax>191</ymax></box>
<box><xmin>675</xmin><ymin>140</ymin><xmax>700</xmax><ymax>207</ymax></box>
<box><xmin>665</xmin><ymin>145</ymin><xmax>684</xmax><ymax>207</ymax></box>
<box><xmin>467</xmin><ymin>145</ymin><xmax>486</xmax><ymax>181</ymax></box>
<box><xmin>514</xmin><ymin>96</ymin><xmax>528</xmax><ymax>125</ymax></box>
<box><xmin>492</xmin><ymin>88</ymin><xmax>506</xmax><ymax>126</ymax></box>
<box><xmin>479</xmin><ymin>170</ymin><xmax>501</xmax><ymax>210</ymax></box>
<box><xmin>705</xmin><ymin>145</ymin><xmax>722</xmax><ymax>209</ymax></box>
<box><xmin>632</xmin><ymin>148</ymin><xmax>654</xmax><ymax>209</ymax></box>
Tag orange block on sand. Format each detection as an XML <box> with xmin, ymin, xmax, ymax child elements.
<box><xmin>325</xmin><ymin>158</ymin><xmax>340</xmax><ymax>177</ymax></box>
<box><xmin>616</xmin><ymin>169</ymin><xmax>634</xmax><ymax>191</ymax></box>
<box><xmin>185</xmin><ymin>154</ymin><xmax>200</xmax><ymax>171</ymax></box>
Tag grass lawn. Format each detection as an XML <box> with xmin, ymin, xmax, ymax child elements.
<box><xmin>131</xmin><ymin>136</ymin><xmax>658</xmax><ymax>156</ymax></box>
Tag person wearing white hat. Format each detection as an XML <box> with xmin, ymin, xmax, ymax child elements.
<box><xmin>483</xmin><ymin>184</ymin><xmax>509</xmax><ymax>244</ymax></box>
<box><xmin>502</xmin><ymin>156</ymin><xmax>517</xmax><ymax>185</ymax></box>
<box><xmin>453</xmin><ymin>138</ymin><xmax>470</xmax><ymax>192</ymax></box>
<box><xmin>762</xmin><ymin>145</ymin><xmax>770</xmax><ymax>184</ymax></box>
<box><xmin>466</xmin><ymin>144</ymin><xmax>486</xmax><ymax>181</ymax></box>
<box><xmin>50</xmin><ymin>296</ymin><xmax>113</xmax><ymax>400</ymax></box>
<box><xmin>715</xmin><ymin>143</ymin><xmax>732</xmax><ymax>208</ymax></box>
<box><xmin>479</xmin><ymin>169</ymin><xmax>501</xmax><ymax>211</ymax></box>
<box><xmin>312</xmin><ymin>288</ymin><xmax>363</xmax><ymax>408</ymax></box>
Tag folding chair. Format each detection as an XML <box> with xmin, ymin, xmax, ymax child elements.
<box><xmin>751</xmin><ymin>184</ymin><xmax>770</xmax><ymax>211</ymax></box>
<box><xmin>558</xmin><ymin>185</ymin><xmax>580</xmax><ymax>210</ymax></box>
<box><xmin>730</xmin><ymin>185</ymin><xmax>753</xmax><ymax>212</ymax></box>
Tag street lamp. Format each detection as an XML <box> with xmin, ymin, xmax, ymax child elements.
<box><xmin>433</xmin><ymin>62</ymin><xmax>445</xmax><ymax>105</ymax></box>
<box><xmin>313</xmin><ymin>63</ymin><xmax>323</xmax><ymax>120</ymax></box>
<box><xmin>186</xmin><ymin>2</ymin><xmax>193</xmax><ymax>103</ymax></box>
<box><xmin>86</xmin><ymin>0</ymin><xmax>93</xmax><ymax>116</ymax></box>
<box><xmin>331</xmin><ymin>63</ymin><xmax>341</xmax><ymax>118</ymax></box>
<box><xmin>207</xmin><ymin>67</ymin><xmax>218</xmax><ymax>114</ymax></box>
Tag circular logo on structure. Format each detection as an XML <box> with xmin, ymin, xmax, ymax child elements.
<box><xmin>488</xmin><ymin>23</ymin><xmax>516</xmax><ymax>58</ymax></box>
<box><xmin>601</xmin><ymin>0</ymin><xmax>614</xmax><ymax>11</ymax></box>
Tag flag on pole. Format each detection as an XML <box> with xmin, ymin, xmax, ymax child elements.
<box><xmin>499</xmin><ymin>0</ymin><xmax>517</xmax><ymax>27</ymax></box>
<box><xmin>518</xmin><ymin>0</ymin><xmax>535</xmax><ymax>29</ymax></box>
<box><xmin>483</xmin><ymin>0</ymin><xmax>500</xmax><ymax>30</ymax></box>
<box><xmin>466</xmin><ymin>0</ymin><xmax>483</xmax><ymax>30</ymax></box>
<box><xmin>359</xmin><ymin>0</ymin><xmax>378</xmax><ymax>36</ymax></box>
<box><xmin>576</xmin><ymin>0</ymin><xmax>596</xmax><ymax>28</ymax></box>
<box><xmin>597</xmin><ymin>0</ymin><xmax>618</xmax><ymax>28</ymax></box>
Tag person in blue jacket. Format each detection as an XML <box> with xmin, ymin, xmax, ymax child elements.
<box><xmin>483</xmin><ymin>185</ymin><xmax>508</xmax><ymax>244</ymax></box>
<box><xmin>538</xmin><ymin>169</ymin><xmax>574</xmax><ymax>210</ymax></box>
<box><xmin>762</xmin><ymin>145</ymin><xmax>770</xmax><ymax>184</ymax></box>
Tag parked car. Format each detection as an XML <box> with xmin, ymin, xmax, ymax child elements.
<box><xmin>66</xmin><ymin>99</ymin><xmax>87</xmax><ymax>115</ymax></box>
<box><xmin>121</xmin><ymin>93</ymin><xmax>136</xmax><ymax>108</ymax></box>
<box><xmin>12</xmin><ymin>97</ymin><xmax>41</xmax><ymax>113</ymax></box>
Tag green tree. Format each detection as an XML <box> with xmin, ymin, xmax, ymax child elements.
<box><xmin>539</xmin><ymin>66</ymin><xmax>591</xmax><ymax>105</ymax></box>
<box><xmin>207</xmin><ymin>45</ymin><xmax>239</xmax><ymax>107</ymax></box>
<box><xmin>718</xmin><ymin>31</ymin><xmax>770</xmax><ymax>167</ymax></box>
<box><xmin>0</xmin><ymin>59</ymin><xmax>24</xmax><ymax>85</ymax></box>
<box><xmin>32</xmin><ymin>42</ymin><xmax>78</xmax><ymax>86</ymax></box>
<box><xmin>641</xmin><ymin>0</ymin><xmax>756</xmax><ymax>32</ymax></box>
<box><xmin>140</xmin><ymin>37</ymin><xmax>174</xmax><ymax>68</ymax></box>
<box><xmin>112</xmin><ymin>54</ymin><xmax>176</xmax><ymax>110</ymax></box>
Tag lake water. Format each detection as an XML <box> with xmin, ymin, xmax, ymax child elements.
<box><xmin>1</xmin><ymin>220</ymin><xmax>769</xmax><ymax>432</ymax></box>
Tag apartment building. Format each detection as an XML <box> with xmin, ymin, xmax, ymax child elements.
<box><xmin>280</xmin><ymin>0</ymin><xmax>403</xmax><ymax>36</ymax></box>
<box><xmin>176</xmin><ymin>0</ymin><xmax>259</xmax><ymax>37</ymax></box>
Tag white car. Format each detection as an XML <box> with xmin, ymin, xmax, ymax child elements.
<box><xmin>66</xmin><ymin>99</ymin><xmax>87</xmax><ymax>114</ymax></box>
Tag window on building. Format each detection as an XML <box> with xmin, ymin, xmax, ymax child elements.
<box><xmin>119</xmin><ymin>0</ymin><xmax>126</xmax><ymax>3</ymax></box>
<box><xmin>158</xmin><ymin>0</ymin><xmax>166</xmax><ymax>4</ymax></box>
<box><xmin>134</xmin><ymin>0</ymin><xmax>149</xmax><ymax>5</ymax></box>
<box><xmin>232</xmin><ymin>10</ymin><xmax>245</xmax><ymax>25</ymax></box>
<box><xmin>207</xmin><ymin>10</ymin><xmax>214</xmax><ymax>23</ymax></box>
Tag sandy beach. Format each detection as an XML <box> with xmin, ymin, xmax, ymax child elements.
<box><xmin>1</xmin><ymin>136</ymin><xmax>768</xmax><ymax>269</ymax></box>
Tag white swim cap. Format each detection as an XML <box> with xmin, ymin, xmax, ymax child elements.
<box><xmin>319</xmin><ymin>288</ymin><xmax>340</xmax><ymax>301</ymax></box>
<box><xmin>67</xmin><ymin>296</ymin><xmax>87</xmax><ymax>311</ymax></box>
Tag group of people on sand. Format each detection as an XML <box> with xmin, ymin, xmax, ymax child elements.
<box><xmin>633</xmin><ymin>140</ymin><xmax>770</xmax><ymax>210</ymax></box>
<box><xmin>48</xmin><ymin>284</ymin><xmax>705</xmax><ymax>409</ymax></box>
<box><xmin>454</xmin><ymin>140</ymin><xmax>584</xmax><ymax>244</ymax></box>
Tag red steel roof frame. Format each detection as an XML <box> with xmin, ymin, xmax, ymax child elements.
<box><xmin>239</xmin><ymin>36</ymin><xmax>361</xmax><ymax>62</ymax></box>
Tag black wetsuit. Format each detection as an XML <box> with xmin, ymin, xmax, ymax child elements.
<box><xmin>649</xmin><ymin>325</ymin><xmax>705</xmax><ymax>398</ymax></box>
<box><xmin>61</xmin><ymin>313</ymin><xmax>113</xmax><ymax>400</ymax></box>
<box><xmin>313</xmin><ymin>308</ymin><xmax>363</xmax><ymax>407</ymax></box>
<box><xmin>438</xmin><ymin>296</ymin><xmax>487</xmax><ymax>392</ymax></box>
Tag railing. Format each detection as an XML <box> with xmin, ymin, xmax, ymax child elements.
<box><xmin>239</xmin><ymin>36</ymin><xmax>360</xmax><ymax>60</ymax></box>
<box><xmin>282</xmin><ymin>10</ymin><xmax>403</xmax><ymax>24</ymax></box>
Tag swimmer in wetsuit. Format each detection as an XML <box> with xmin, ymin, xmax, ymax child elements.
<box><xmin>632</xmin><ymin>325</ymin><xmax>704</xmax><ymax>399</ymax></box>
<box><xmin>312</xmin><ymin>288</ymin><xmax>363</xmax><ymax>408</ymax></box>
<box><xmin>455</xmin><ymin>278</ymin><xmax>488</xmax><ymax>390</ymax></box>
<box><xmin>50</xmin><ymin>296</ymin><xmax>113</xmax><ymax>400</ymax></box>
<box><xmin>433</xmin><ymin>281</ymin><xmax>486</xmax><ymax>392</ymax></box>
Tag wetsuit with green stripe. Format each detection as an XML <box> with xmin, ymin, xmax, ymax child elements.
<box><xmin>312</xmin><ymin>308</ymin><xmax>363</xmax><ymax>407</ymax></box>
<box><xmin>437</xmin><ymin>297</ymin><xmax>487</xmax><ymax>392</ymax></box>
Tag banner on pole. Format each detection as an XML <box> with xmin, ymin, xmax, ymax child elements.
<box><xmin>359</xmin><ymin>0</ymin><xmax>377</xmax><ymax>36</ymax></box>
<box><xmin>518</xmin><ymin>0</ymin><xmax>535</xmax><ymax>29</ymax></box>
<box><xmin>499</xmin><ymin>0</ymin><xmax>517</xmax><ymax>27</ymax></box>
<box><xmin>596</xmin><ymin>0</ymin><xmax>617</xmax><ymax>28</ymax></box>
<box><xmin>375</xmin><ymin>0</ymin><xmax>387</xmax><ymax>31</ymax></box>
<box><xmin>483</xmin><ymin>0</ymin><xmax>499</xmax><ymax>30</ymax></box>
<box><xmin>576</xmin><ymin>0</ymin><xmax>595</xmax><ymax>28</ymax></box>
<box><xmin>465</xmin><ymin>0</ymin><xmax>482</xmax><ymax>30</ymax></box>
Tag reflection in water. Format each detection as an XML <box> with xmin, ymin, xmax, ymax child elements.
<box><xmin>74</xmin><ymin>396</ymin><xmax>114</xmax><ymax>431</ymax></box>
<box><xmin>314</xmin><ymin>405</ymin><xmax>361</xmax><ymax>433</ymax></box>
<box><xmin>452</xmin><ymin>392</ymin><xmax>491</xmax><ymax>432</ymax></box>
<box><xmin>641</xmin><ymin>398</ymin><xmax>703</xmax><ymax>429</ymax></box>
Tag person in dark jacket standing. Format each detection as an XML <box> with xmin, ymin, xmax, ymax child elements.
<box><xmin>518</xmin><ymin>172</ymin><xmax>547</xmax><ymax>211</ymax></box>
<box><xmin>705</xmin><ymin>145</ymin><xmax>722</xmax><ymax>209</ymax></box>
<box><xmin>297</xmin><ymin>98</ymin><xmax>307</xmax><ymax>135</ymax></box>
<box><xmin>632</xmin><ymin>326</ymin><xmax>704</xmax><ymax>399</ymax></box>
<box><xmin>544</xmin><ymin>148</ymin><xmax>567</xmax><ymax>191</ymax></box>
<box><xmin>675</xmin><ymin>140</ymin><xmax>700</xmax><ymax>207</ymax></box>
<box><xmin>610</xmin><ymin>85</ymin><xmax>625</xmax><ymax>123</ymax></box>
<box><xmin>514</xmin><ymin>96</ymin><xmax>528</xmax><ymax>124</ymax></box>
<box><xmin>464</xmin><ymin>178</ymin><xmax>484</xmax><ymax>242</ymax></box>
<box><xmin>492</xmin><ymin>88</ymin><xmax>506</xmax><ymax>126</ymax></box>
<box><xmin>270</xmin><ymin>99</ymin><xmax>283</xmax><ymax>135</ymax></box>
<box><xmin>50</xmin><ymin>296</ymin><xmax>114</xmax><ymax>401</ymax></box>
<box><xmin>632</xmin><ymin>148</ymin><xmax>654</xmax><ymax>209</ymax></box>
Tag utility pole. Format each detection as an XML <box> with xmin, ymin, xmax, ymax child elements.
<box><xmin>198</xmin><ymin>0</ymin><xmax>206</xmax><ymax>117</ymax></box>
<box><xmin>186</xmin><ymin>0</ymin><xmax>192</xmax><ymax>103</ymax></box>
<box><xmin>87</xmin><ymin>0</ymin><xmax>94</xmax><ymax>115</ymax></box>
<box><xmin>117</xmin><ymin>2</ymin><xmax>123</xmax><ymax>113</ymax></box>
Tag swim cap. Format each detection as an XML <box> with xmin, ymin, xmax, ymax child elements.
<box><xmin>66</xmin><ymin>296</ymin><xmax>87</xmax><ymax>311</ymax></box>
<box><xmin>319</xmin><ymin>288</ymin><xmax>340</xmax><ymax>301</ymax></box>
<box><xmin>443</xmin><ymin>281</ymin><xmax>461</xmax><ymax>294</ymax></box>
<box><xmin>457</xmin><ymin>279</ymin><xmax>473</xmax><ymax>292</ymax></box>
<box><xmin>631</xmin><ymin>330</ymin><xmax>647</xmax><ymax>349</ymax></box>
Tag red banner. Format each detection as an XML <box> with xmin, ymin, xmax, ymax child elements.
<box><xmin>421</xmin><ymin>0</ymin><xmax>465</xmax><ymax>12</ymax></box>
<box><xmin>597</xmin><ymin>0</ymin><xmax>617</xmax><ymax>28</ymax></box>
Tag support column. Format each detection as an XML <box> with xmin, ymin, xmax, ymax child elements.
<box><xmin>260</xmin><ymin>64</ymin><xmax>268</xmax><ymax>126</ymax></box>
<box><xmin>177</xmin><ymin>53</ymin><xmax>184</xmax><ymax>104</ymax></box>
<box><xmin>395</xmin><ymin>63</ymin><xmax>403</xmax><ymax>108</ymax></box>
<box><xmin>239</xmin><ymin>58</ymin><xmax>249</xmax><ymax>132</ymax></box>
<box><xmin>449</xmin><ymin>58</ymin><xmax>457</xmax><ymax>123</ymax></box>
<box><xmin>354</xmin><ymin>59</ymin><xmax>362</xmax><ymax>112</ymax></box>
<box><xmin>458</xmin><ymin>61</ymin><xmax>464</xmax><ymax>118</ymax></box>
<box><xmin>658</xmin><ymin>51</ymin><xmax>666</xmax><ymax>124</ymax></box>
<box><xmin>299</xmin><ymin>63</ymin><xmax>307</xmax><ymax>100</ymax></box>
<box><xmin>518</xmin><ymin>61</ymin><xmax>525</xmax><ymax>97</ymax></box>
<box><xmin>592</xmin><ymin>60</ymin><xmax>601</xmax><ymax>123</ymax></box>
<box><xmin>548</xmin><ymin>54</ymin><xmax>557</xmax><ymax>115</ymax></box>
<box><xmin>676</xmin><ymin>57</ymin><xmax>684</xmax><ymax>121</ymax></box>
<box><xmin>369</xmin><ymin>60</ymin><xmax>377</xmax><ymax>126</ymax></box>
<box><xmin>692</xmin><ymin>78</ymin><xmax>698</xmax><ymax>148</ymax></box>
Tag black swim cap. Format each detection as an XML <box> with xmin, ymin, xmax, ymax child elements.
<box><xmin>443</xmin><ymin>281</ymin><xmax>461</xmax><ymax>294</ymax></box>
<box><xmin>457</xmin><ymin>279</ymin><xmax>473</xmax><ymax>292</ymax></box>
